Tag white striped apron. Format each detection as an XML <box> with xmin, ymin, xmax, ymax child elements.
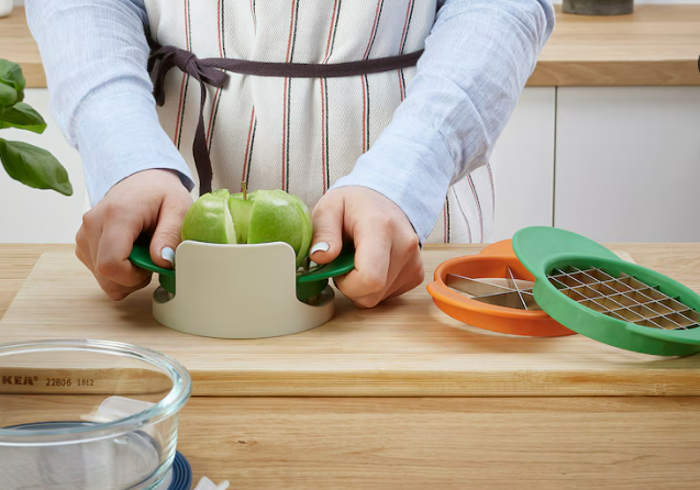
<box><xmin>143</xmin><ymin>0</ymin><xmax>494</xmax><ymax>243</ymax></box>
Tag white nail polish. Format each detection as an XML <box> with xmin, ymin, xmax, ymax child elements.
<box><xmin>161</xmin><ymin>247</ymin><xmax>175</xmax><ymax>265</ymax></box>
<box><xmin>310</xmin><ymin>242</ymin><xmax>330</xmax><ymax>255</ymax></box>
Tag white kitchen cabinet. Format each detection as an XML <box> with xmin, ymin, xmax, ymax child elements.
<box><xmin>0</xmin><ymin>89</ymin><xmax>88</xmax><ymax>243</ymax></box>
<box><xmin>489</xmin><ymin>87</ymin><xmax>556</xmax><ymax>242</ymax></box>
<box><xmin>554</xmin><ymin>87</ymin><xmax>700</xmax><ymax>242</ymax></box>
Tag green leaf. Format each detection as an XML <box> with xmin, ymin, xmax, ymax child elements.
<box><xmin>0</xmin><ymin>83</ymin><xmax>17</xmax><ymax>107</ymax></box>
<box><xmin>0</xmin><ymin>59</ymin><xmax>26</xmax><ymax>102</ymax></box>
<box><xmin>0</xmin><ymin>102</ymin><xmax>47</xmax><ymax>133</ymax></box>
<box><xmin>0</xmin><ymin>138</ymin><xmax>73</xmax><ymax>196</ymax></box>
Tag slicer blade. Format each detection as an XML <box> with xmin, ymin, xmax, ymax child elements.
<box><xmin>506</xmin><ymin>266</ymin><xmax>529</xmax><ymax>310</ymax></box>
<box><xmin>445</xmin><ymin>274</ymin><xmax>514</xmax><ymax>296</ymax></box>
<box><xmin>445</xmin><ymin>272</ymin><xmax>541</xmax><ymax>311</ymax></box>
<box><xmin>427</xmin><ymin>238</ymin><xmax>573</xmax><ymax>337</ymax></box>
<box><xmin>548</xmin><ymin>265</ymin><xmax>700</xmax><ymax>331</ymax></box>
<box><xmin>469</xmin><ymin>290</ymin><xmax>541</xmax><ymax>310</ymax></box>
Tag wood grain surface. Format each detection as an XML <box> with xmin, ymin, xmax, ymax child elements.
<box><xmin>2</xmin><ymin>244</ymin><xmax>700</xmax><ymax>397</ymax></box>
<box><xmin>532</xmin><ymin>5</ymin><xmax>700</xmax><ymax>86</ymax></box>
<box><xmin>4</xmin><ymin>390</ymin><xmax>700</xmax><ymax>488</ymax></box>
<box><xmin>3</xmin><ymin>245</ymin><xmax>700</xmax><ymax>488</ymax></box>
<box><xmin>174</xmin><ymin>396</ymin><xmax>700</xmax><ymax>489</ymax></box>
<box><xmin>3</xmin><ymin>6</ymin><xmax>700</xmax><ymax>88</ymax></box>
<box><xmin>0</xmin><ymin>7</ymin><xmax>45</xmax><ymax>87</ymax></box>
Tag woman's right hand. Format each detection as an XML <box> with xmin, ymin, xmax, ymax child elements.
<box><xmin>75</xmin><ymin>169</ymin><xmax>193</xmax><ymax>300</ymax></box>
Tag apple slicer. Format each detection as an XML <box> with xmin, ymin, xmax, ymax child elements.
<box><xmin>427</xmin><ymin>239</ymin><xmax>574</xmax><ymax>337</ymax></box>
<box><xmin>129</xmin><ymin>239</ymin><xmax>354</xmax><ymax>339</ymax></box>
<box><xmin>428</xmin><ymin>227</ymin><xmax>700</xmax><ymax>357</ymax></box>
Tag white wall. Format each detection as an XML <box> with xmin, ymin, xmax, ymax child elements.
<box><xmin>490</xmin><ymin>88</ymin><xmax>555</xmax><ymax>242</ymax></box>
<box><xmin>0</xmin><ymin>89</ymin><xmax>89</xmax><ymax>243</ymax></box>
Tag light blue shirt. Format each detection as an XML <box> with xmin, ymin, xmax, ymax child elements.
<box><xmin>26</xmin><ymin>0</ymin><xmax>554</xmax><ymax>244</ymax></box>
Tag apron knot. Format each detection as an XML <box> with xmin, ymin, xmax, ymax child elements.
<box><xmin>147</xmin><ymin>42</ymin><xmax>229</xmax><ymax>194</ymax></box>
<box><xmin>148</xmin><ymin>45</ymin><xmax>228</xmax><ymax>108</ymax></box>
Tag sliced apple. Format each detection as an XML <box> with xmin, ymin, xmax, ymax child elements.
<box><xmin>228</xmin><ymin>191</ymin><xmax>255</xmax><ymax>244</ymax></box>
<box><xmin>181</xmin><ymin>190</ymin><xmax>237</xmax><ymax>244</ymax></box>
<box><xmin>181</xmin><ymin>188</ymin><xmax>313</xmax><ymax>268</ymax></box>
<box><xmin>286</xmin><ymin>193</ymin><xmax>313</xmax><ymax>266</ymax></box>
<box><xmin>247</xmin><ymin>190</ymin><xmax>308</xmax><ymax>266</ymax></box>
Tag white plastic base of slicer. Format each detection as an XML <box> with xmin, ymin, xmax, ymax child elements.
<box><xmin>152</xmin><ymin>241</ymin><xmax>335</xmax><ymax>339</ymax></box>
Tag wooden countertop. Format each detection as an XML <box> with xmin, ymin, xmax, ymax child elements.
<box><xmin>3</xmin><ymin>245</ymin><xmax>700</xmax><ymax>488</ymax></box>
<box><xmin>2</xmin><ymin>243</ymin><xmax>700</xmax><ymax>398</ymax></box>
<box><xmin>2</xmin><ymin>5</ymin><xmax>699</xmax><ymax>87</ymax></box>
<box><xmin>532</xmin><ymin>4</ymin><xmax>700</xmax><ymax>86</ymax></box>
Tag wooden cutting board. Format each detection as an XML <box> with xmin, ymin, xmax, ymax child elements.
<box><xmin>1</xmin><ymin>246</ymin><xmax>700</xmax><ymax>397</ymax></box>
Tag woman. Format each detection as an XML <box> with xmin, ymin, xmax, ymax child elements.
<box><xmin>27</xmin><ymin>0</ymin><xmax>553</xmax><ymax>307</ymax></box>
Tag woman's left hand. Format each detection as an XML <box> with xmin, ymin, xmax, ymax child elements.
<box><xmin>310</xmin><ymin>186</ymin><xmax>425</xmax><ymax>308</ymax></box>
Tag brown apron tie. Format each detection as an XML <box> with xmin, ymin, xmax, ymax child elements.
<box><xmin>147</xmin><ymin>39</ymin><xmax>423</xmax><ymax>195</ymax></box>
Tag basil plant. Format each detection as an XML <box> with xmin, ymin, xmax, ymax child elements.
<box><xmin>0</xmin><ymin>59</ymin><xmax>72</xmax><ymax>196</ymax></box>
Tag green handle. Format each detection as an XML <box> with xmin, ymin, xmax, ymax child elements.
<box><xmin>128</xmin><ymin>237</ymin><xmax>175</xmax><ymax>277</ymax></box>
<box><xmin>296</xmin><ymin>244</ymin><xmax>355</xmax><ymax>301</ymax></box>
<box><xmin>513</xmin><ymin>226</ymin><xmax>619</xmax><ymax>276</ymax></box>
<box><xmin>128</xmin><ymin>238</ymin><xmax>355</xmax><ymax>302</ymax></box>
<box><xmin>128</xmin><ymin>236</ymin><xmax>177</xmax><ymax>295</ymax></box>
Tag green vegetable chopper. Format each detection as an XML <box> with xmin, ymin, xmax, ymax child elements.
<box><xmin>512</xmin><ymin>227</ymin><xmax>700</xmax><ymax>357</ymax></box>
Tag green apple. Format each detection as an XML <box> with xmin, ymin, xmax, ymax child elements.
<box><xmin>181</xmin><ymin>190</ymin><xmax>237</xmax><ymax>244</ymax></box>
<box><xmin>228</xmin><ymin>191</ymin><xmax>255</xmax><ymax>244</ymax></box>
<box><xmin>181</xmin><ymin>188</ymin><xmax>314</xmax><ymax>267</ymax></box>
<box><xmin>286</xmin><ymin>193</ymin><xmax>313</xmax><ymax>266</ymax></box>
<box><xmin>247</xmin><ymin>190</ymin><xmax>311</xmax><ymax>267</ymax></box>
<box><xmin>210</xmin><ymin>188</ymin><xmax>231</xmax><ymax>199</ymax></box>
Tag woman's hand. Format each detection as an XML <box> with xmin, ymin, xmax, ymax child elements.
<box><xmin>75</xmin><ymin>169</ymin><xmax>192</xmax><ymax>300</ymax></box>
<box><xmin>310</xmin><ymin>186</ymin><xmax>425</xmax><ymax>308</ymax></box>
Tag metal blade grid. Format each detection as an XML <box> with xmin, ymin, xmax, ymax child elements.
<box><xmin>445</xmin><ymin>268</ymin><xmax>540</xmax><ymax>311</ymax></box>
<box><xmin>548</xmin><ymin>266</ymin><xmax>700</xmax><ymax>331</ymax></box>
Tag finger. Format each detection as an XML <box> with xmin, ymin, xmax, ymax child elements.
<box><xmin>341</xmin><ymin>250</ymin><xmax>404</xmax><ymax>308</ymax></box>
<box><xmin>150</xmin><ymin>195</ymin><xmax>189</xmax><ymax>268</ymax></box>
<box><xmin>340</xmin><ymin>229</ymin><xmax>422</xmax><ymax>308</ymax></box>
<box><xmin>385</xmin><ymin>263</ymin><xmax>425</xmax><ymax>301</ymax></box>
<box><xmin>383</xmin><ymin>238</ymin><xmax>423</xmax><ymax>299</ymax></box>
<box><xmin>310</xmin><ymin>193</ymin><xmax>345</xmax><ymax>264</ymax></box>
<box><xmin>77</xmin><ymin>214</ymin><xmax>129</xmax><ymax>300</ymax></box>
<box><xmin>96</xmin><ymin>274</ymin><xmax>153</xmax><ymax>302</ymax></box>
<box><xmin>82</xmin><ymin>211</ymin><xmax>128</xmax><ymax>301</ymax></box>
<box><xmin>81</xmin><ymin>209</ymin><xmax>104</xmax><ymax>275</ymax></box>
<box><xmin>95</xmin><ymin>214</ymin><xmax>152</xmax><ymax>288</ymax></box>
<box><xmin>340</xmin><ymin>252</ymin><xmax>410</xmax><ymax>309</ymax></box>
<box><xmin>75</xmin><ymin>226</ymin><xmax>93</xmax><ymax>272</ymax></box>
<box><xmin>347</xmin><ymin>260</ymin><xmax>422</xmax><ymax>308</ymax></box>
<box><xmin>80</xmin><ymin>218</ymin><xmax>144</xmax><ymax>300</ymax></box>
<box><xmin>334</xmin><ymin>223</ymin><xmax>391</xmax><ymax>301</ymax></box>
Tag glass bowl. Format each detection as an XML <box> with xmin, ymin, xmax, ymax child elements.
<box><xmin>0</xmin><ymin>339</ymin><xmax>192</xmax><ymax>490</ymax></box>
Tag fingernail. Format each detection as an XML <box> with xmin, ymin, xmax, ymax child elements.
<box><xmin>161</xmin><ymin>247</ymin><xmax>175</xmax><ymax>265</ymax></box>
<box><xmin>310</xmin><ymin>242</ymin><xmax>330</xmax><ymax>255</ymax></box>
